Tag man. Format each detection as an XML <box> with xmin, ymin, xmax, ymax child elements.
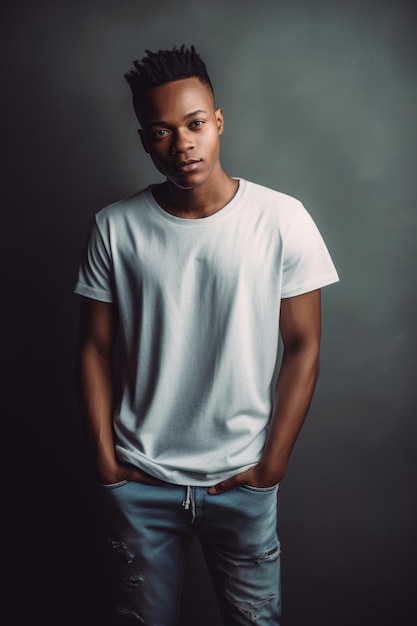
<box><xmin>75</xmin><ymin>45</ymin><xmax>338</xmax><ymax>625</ymax></box>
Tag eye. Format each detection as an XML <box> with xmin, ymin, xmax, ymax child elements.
<box><xmin>190</xmin><ymin>120</ymin><xmax>205</xmax><ymax>129</ymax></box>
<box><xmin>151</xmin><ymin>129</ymin><xmax>169</xmax><ymax>139</ymax></box>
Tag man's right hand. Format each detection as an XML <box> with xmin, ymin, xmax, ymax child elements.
<box><xmin>97</xmin><ymin>461</ymin><xmax>168</xmax><ymax>487</ymax></box>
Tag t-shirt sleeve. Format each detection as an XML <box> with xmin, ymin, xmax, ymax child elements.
<box><xmin>281</xmin><ymin>202</ymin><xmax>339</xmax><ymax>298</ymax></box>
<box><xmin>73</xmin><ymin>217</ymin><xmax>115</xmax><ymax>303</ymax></box>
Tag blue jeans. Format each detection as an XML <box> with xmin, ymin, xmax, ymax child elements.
<box><xmin>100</xmin><ymin>481</ymin><xmax>281</xmax><ymax>625</ymax></box>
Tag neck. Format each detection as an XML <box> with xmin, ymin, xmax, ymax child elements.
<box><xmin>153</xmin><ymin>171</ymin><xmax>239</xmax><ymax>219</ymax></box>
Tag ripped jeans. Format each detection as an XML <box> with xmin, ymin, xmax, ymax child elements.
<box><xmin>100</xmin><ymin>481</ymin><xmax>281</xmax><ymax>625</ymax></box>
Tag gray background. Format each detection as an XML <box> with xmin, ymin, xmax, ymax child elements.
<box><xmin>3</xmin><ymin>0</ymin><xmax>416</xmax><ymax>624</ymax></box>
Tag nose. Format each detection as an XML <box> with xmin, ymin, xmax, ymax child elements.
<box><xmin>170</xmin><ymin>129</ymin><xmax>194</xmax><ymax>155</ymax></box>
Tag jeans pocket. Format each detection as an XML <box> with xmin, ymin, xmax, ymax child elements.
<box><xmin>99</xmin><ymin>480</ymin><xmax>129</xmax><ymax>490</ymax></box>
<box><xmin>240</xmin><ymin>483</ymin><xmax>279</xmax><ymax>493</ymax></box>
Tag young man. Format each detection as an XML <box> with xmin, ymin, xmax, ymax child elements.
<box><xmin>75</xmin><ymin>45</ymin><xmax>338</xmax><ymax>625</ymax></box>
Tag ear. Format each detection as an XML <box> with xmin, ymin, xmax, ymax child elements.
<box><xmin>138</xmin><ymin>128</ymin><xmax>149</xmax><ymax>154</ymax></box>
<box><xmin>215</xmin><ymin>107</ymin><xmax>224</xmax><ymax>136</ymax></box>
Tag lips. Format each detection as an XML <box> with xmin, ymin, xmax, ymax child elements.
<box><xmin>175</xmin><ymin>159</ymin><xmax>202</xmax><ymax>173</ymax></box>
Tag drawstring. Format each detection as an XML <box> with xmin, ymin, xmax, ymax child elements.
<box><xmin>182</xmin><ymin>486</ymin><xmax>196</xmax><ymax>523</ymax></box>
<box><xmin>182</xmin><ymin>486</ymin><xmax>192</xmax><ymax>510</ymax></box>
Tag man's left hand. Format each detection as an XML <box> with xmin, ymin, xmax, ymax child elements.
<box><xmin>207</xmin><ymin>463</ymin><xmax>284</xmax><ymax>495</ymax></box>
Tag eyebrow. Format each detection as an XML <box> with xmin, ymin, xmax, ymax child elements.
<box><xmin>147</xmin><ymin>110</ymin><xmax>209</xmax><ymax>128</ymax></box>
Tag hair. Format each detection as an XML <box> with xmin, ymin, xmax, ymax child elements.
<box><xmin>124</xmin><ymin>45</ymin><xmax>214</xmax><ymax>102</ymax></box>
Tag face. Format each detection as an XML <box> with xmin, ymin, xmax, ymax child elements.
<box><xmin>137</xmin><ymin>77</ymin><xmax>224</xmax><ymax>190</ymax></box>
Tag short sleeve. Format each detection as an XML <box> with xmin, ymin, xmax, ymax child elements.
<box><xmin>281</xmin><ymin>202</ymin><xmax>339</xmax><ymax>298</ymax></box>
<box><xmin>73</xmin><ymin>217</ymin><xmax>115</xmax><ymax>303</ymax></box>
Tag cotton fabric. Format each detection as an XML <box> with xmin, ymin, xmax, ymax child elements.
<box><xmin>74</xmin><ymin>179</ymin><xmax>339</xmax><ymax>485</ymax></box>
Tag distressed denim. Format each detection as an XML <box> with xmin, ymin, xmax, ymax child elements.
<box><xmin>100</xmin><ymin>481</ymin><xmax>281</xmax><ymax>625</ymax></box>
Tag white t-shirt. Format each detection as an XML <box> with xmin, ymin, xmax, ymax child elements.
<box><xmin>75</xmin><ymin>179</ymin><xmax>339</xmax><ymax>485</ymax></box>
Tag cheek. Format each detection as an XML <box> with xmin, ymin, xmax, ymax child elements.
<box><xmin>205</xmin><ymin>129</ymin><xmax>221</xmax><ymax>151</ymax></box>
<box><xmin>148</xmin><ymin>146</ymin><xmax>166</xmax><ymax>163</ymax></box>
<box><xmin>148</xmin><ymin>152</ymin><xmax>168</xmax><ymax>174</ymax></box>
<box><xmin>211</xmin><ymin>136</ymin><xmax>221</xmax><ymax>157</ymax></box>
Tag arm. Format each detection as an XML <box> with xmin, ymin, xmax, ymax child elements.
<box><xmin>208</xmin><ymin>289</ymin><xmax>321</xmax><ymax>493</ymax></box>
<box><xmin>76</xmin><ymin>297</ymin><xmax>166</xmax><ymax>485</ymax></box>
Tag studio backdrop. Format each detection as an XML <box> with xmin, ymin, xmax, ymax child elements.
<box><xmin>3</xmin><ymin>1</ymin><xmax>416</xmax><ymax>625</ymax></box>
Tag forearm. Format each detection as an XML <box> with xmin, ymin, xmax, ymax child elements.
<box><xmin>77</xmin><ymin>344</ymin><xmax>118</xmax><ymax>480</ymax></box>
<box><xmin>259</xmin><ymin>345</ymin><xmax>320</xmax><ymax>481</ymax></box>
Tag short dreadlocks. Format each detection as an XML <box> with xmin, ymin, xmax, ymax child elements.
<box><xmin>124</xmin><ymin>45</ymin><xmax>214</xmax><ymax>109</ymax></box>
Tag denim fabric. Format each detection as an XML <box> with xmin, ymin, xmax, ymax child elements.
<box><xmin>100</xmin><ymin>481</ymin><xmax>281</xmax><ymax>625</ymax></box>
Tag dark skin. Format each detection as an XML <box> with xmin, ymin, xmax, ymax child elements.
<box><xmin>137</xmin><ymin>77</ymin><xmax>239</xmax><ymax>218</ymax></box>
<box><xmin>77</xmin><ymin>77</ymin><xmax>322</xmax><ymax>492</ymax></box>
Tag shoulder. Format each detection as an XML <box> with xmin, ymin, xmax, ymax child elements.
<box><xmin>240</xmin><ymin>179</ymin><xmax>306</xmax><ymax>226</ymax></box>
<box><xmin>243</xmin><ymin>179</ymin><xmax>302</xmax><ymax>208</ymax></box>
<box><xmin>94</xmin><ymin>187</ymin><xmax>153</xmax><ymax>227</ymax></box>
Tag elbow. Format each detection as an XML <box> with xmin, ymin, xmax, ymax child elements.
<box><xmin>313</xmin><ymin>353</ymin><xmax>320</xmax><ymax>381</ymax></box>
<box><xmin>282</xmin><ymin>339</ymin><xmax>321</xmax><ymax>378</ymax></box>
<box><xmin>283</xmin><ymin>333</ymin><xmax>320</xmax><ymax>359</ymax></box>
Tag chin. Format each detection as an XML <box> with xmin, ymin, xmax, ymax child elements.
<box><xmin>170</xmin><ymin>176</ymin><xmax>205</xmax><ymax>191</ymax></box>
